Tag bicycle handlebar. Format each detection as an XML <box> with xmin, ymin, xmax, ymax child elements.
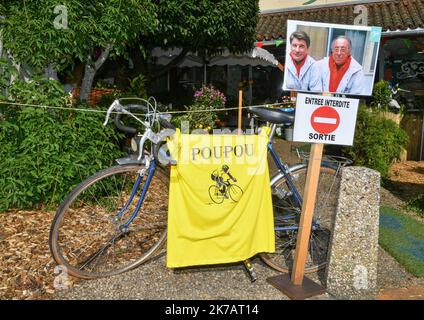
<box><xmin>114</xmin><ymin>104</ymin><xmax>148</xmax><ymax>135</ymax></box>
<box><xmin>103</xmin><ymin>99</ymin><xmax>176</xmax><ymax>134</ymax></box>
<box><xmin>158</xmin><ymin>116</ymin><xmax>176</xmax><ymax>130</ymax></box>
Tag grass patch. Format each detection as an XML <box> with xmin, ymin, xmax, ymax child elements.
<box><xmin>379</xmin><ymin>206</ymin><xmax>424</xmax><ymax>277</ymax></box>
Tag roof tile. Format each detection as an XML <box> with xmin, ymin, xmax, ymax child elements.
<box><xmin>257</xmin><ymin>0</ymin><xmax>424</xmax><ymax>41</ymax></box>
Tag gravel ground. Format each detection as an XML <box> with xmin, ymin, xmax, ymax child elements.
<box><xmin>54</xmin><ymin>249</ymin><xmax>332</xmax><ymax>300</ymax></box>
<box><xmin>53</xmin><ymin>244</ymin><xmax>424</xmax><ymax>300</ymax></box>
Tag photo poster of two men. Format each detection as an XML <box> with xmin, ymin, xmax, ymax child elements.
<box><xmin>283</xmin><ymin>20</ymin><xmax>382</xmax><ymax>96</ymax></box>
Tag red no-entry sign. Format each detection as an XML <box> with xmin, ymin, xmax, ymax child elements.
<box><xmin>294</xmin><ymin>94</ymin><xmax>359</xmax><ymax>146</ymax></box>
<box><xmin>310</xmin><ymin>106</ymin><xmax>340</xmax><ymax>134</ymax></box>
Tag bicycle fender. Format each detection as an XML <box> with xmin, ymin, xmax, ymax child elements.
<box><xmin>269</xmin><ymin>163</ymin><xmax>306</xmax><ymax>186</ymax></box>
<box><xmin>116</xmin><ymin>155</ymin><xmax>146</xmax><ymax>165</ymax></box>
<box><xmin>269</xmin><ymin>162</ymin><xmax>337</xmax><ymax>186</ymax></box>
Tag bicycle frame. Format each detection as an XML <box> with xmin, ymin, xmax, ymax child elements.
<box><xmin>266</xmin><ymin>124</ymin><xmax>321</xmax><ymax>232</ymax></box>
<box><xmin>115</xmin><ymin>157</ymin><xmax>158</xmax><ymax>230</ymax></box>
<box><xmin>267</xmin><ymin>124</ymin><xmax>303</xmax><ymax>206</ymax></box>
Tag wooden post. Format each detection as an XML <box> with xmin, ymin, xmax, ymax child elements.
<box><xmin>238</xmin><ymin>89</ymin><xmax>243</xmax><ymax>134</ymax></box>
<box><xmin>290</xmin><ymin>92</ymin><xmax>329</xmax><ymax>285</ymax></box>
<box><xmin>291</xmin><ymin>142</ymin><xmax>324</xmax><ymax>285</ymax></box>
<box><xmin>267</xmin><ymin>92</ymin><xmax>327</xmax><ymax>299</ymax></box>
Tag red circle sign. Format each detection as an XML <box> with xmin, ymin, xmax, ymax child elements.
<box><xmin>310</xmin><ymin>106</ymin><xmax>340</xmax><ymax>134</ymax></box>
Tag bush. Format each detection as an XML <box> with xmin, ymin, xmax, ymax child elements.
<box><xmin>342</xmin><ymin>105</ymin><xmax>409</xmax><ymax>178</ymax></box>
<box><xmin>0</xmin><ymin>78</ymin><xmax>123</xmax><ymax>212</ymax></box>
<box><xmin>371</xmin><ymin>80</ymin><xmax>392</xmax><ymax>111</ymax></box>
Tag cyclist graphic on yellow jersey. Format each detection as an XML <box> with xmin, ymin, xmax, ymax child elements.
<box><xmin>209</xmin><ymin>165</ymin><xmax>243</xmax><ymax>203</ymax></box>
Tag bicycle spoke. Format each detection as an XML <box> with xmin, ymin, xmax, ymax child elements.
<box><xmin>78</xmin><ymin>231</ymin><xmax>125</xmax><ymax>271</ymax></box>
<box><xmin>261</xmin><ymin>165</ymin><xmax>340</xmax><ymax>273</ymax></box>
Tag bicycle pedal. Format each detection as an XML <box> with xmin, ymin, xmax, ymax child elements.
<box><xmin>243</xmin><ymin>260</ymin><xmax>257</xmax><ymax>283</ymax></box>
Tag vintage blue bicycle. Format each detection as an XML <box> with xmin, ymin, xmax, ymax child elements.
<box><xmin>49</xmin><ymin>98</ymin><xmax>350</xmax><ymax>279</ymax></box>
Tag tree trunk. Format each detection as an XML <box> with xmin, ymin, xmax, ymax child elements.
<box><xmin>0</xmin><ymin>38</ymin><xmax>3</xmax><ymax>59</ymax></box>
<box><xmin>44</xmin><ymin>64</ymin><xmax>58</xmax><ymax>81</ymax></box>
<box><xmin>7</xmin><ymin>51</ymin><xmax>19</xmax><ymax>84</ymax></box>
<box><xmin>80</xmin><ymin>63</ymin><xmax>95</xmax><ymax>102</ymax></box>
<box><xmin>80</xmin><ymin>44</ymin><xmax>113</xmax><ymax>103</ymax></box>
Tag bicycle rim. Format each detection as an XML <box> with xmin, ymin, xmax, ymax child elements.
<box><xmin>209</xmin><ymin>185</ymin><xmax>224</xmax><ymax>204</ymax></box>
<box><xmin>49</xmin><ymin>164</ymin><xmax>169</xmax><ymax>279</ymax></box>
<box><xmin>260</xmin><ymin>165</ymin><xmax>339</xmax><ymax>273</ymax></box>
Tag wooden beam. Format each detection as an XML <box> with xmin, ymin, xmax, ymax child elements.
<box><xmin>238</xmin><ymin>90</ymin><xmax>243</xmax><ymax>134</ymax></box>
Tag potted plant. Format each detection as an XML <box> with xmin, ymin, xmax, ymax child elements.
<box><xmin>173</xmin><ymin>85</ymin><xmax>227</xmax><ymax>132</ymax></box>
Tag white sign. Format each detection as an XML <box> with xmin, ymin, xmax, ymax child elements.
<box><xmin>293</xmin><ymin>93</ymin><xmax>359</xmax><ymax>146</ymax></box>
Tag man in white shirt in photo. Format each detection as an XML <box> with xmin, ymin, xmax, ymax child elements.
<box><xmin>309</xmin><ymin>35</ymin><xmax>365</xmax><ymax>94</ymax></box>
<box><xmin>284</xmin><ymin>31</ymin><xmax>316</xmax><ymax>91</ymax></box>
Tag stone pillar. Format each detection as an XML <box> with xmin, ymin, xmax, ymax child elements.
<box><xmin>325</xmin><ymin>166</ymin><xmax>380</xmax><ymax>300</ymax></box>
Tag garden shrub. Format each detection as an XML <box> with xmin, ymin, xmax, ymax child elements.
<box><xmin>0</xmin><ymin>78</ymin><xmax>123</xmax><ymax>212</ymax></box>
<box><xmin>370</xmin><ymin>80</ymin><xmax>392</xmax><ymax>111</ymax></box>
<box><xmin>342</xmin><ymin>104</ymin><xmax>409</xmax><ymax>178</ymax></box>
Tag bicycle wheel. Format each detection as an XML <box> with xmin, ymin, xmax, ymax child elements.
<box><xmin>260</xmin><ymin>164</ymin><xmax>340</xmax><ymax>273</ymax></box>
<box><xmin>209</xmin><ymin>185</ymin><xmax>224</xmax><ymax>204</ymax></box>
<box><xmin>228</xmin><ymin>184</ymin><xmax>243</xmax><ymax>202</ymax></box>
<box><xmin>49</xmin><ymin>164</ymin><xmax>169</xmax><ymax>279</ymax></box>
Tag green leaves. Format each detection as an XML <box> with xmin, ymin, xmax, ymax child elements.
<box><xmin>0</xmin><ymin>79</ymin><xmax>123</xmax><ymax>212</ymax></box>
<box><xmin>343</xmin><ymin>105</ymin><xmax>409</xmax><ymax>178</ymax></box>
<box><xmin>371</xmin><ymin>80</ymin><xmax>393</xmax><ymax>111</ymax></box>
<box><xmin>153</xmin><ymin>0</ymin><xmax>259</xmax><ymax>53</ymax></box>
<box><xmin>2</xmin><ymin>0</ymin><xmax>158</xmax><ymax>71</ymax></box>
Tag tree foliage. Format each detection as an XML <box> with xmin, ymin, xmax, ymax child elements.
<box><xmin>342</xmin><ymin>105</ymin><xmax>409</xmax><ymax>178</ymax></box>
<box><xmin>151</xmin><ymin>0</ymin><xmax>259</xmax><ymax>53</ymax></box>
<box><xmin>143</xmin><ymin>0</ymin><xmax>259</xmax><ymax>76</ymax></box>
<box><xmin>1</xmin><ymin>0</ymin><xmax>259</xmax><ymax>99</ymax></box>
<box><xmin>2</xmin><ymin>0</ymin><xmax>157</xmax><ymax>73</ymax></box>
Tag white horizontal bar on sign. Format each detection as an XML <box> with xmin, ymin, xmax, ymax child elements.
<box><xmin>313</xmin><ymin>117</ymin><xmax>337</xmax><ymax>124</ymax></box>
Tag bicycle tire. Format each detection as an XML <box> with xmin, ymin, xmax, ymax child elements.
<box><xmin>260</xmin><ymin>164</ymin><xmax>340</xmax><ymax>274</ymax></box>
<box><xmin>49</xmin><ymin>164</ymin><xmax>169</xmax><ymax>279</ymax></box>
<box><xmin>208</xmin><ymin>185</ymin><xmax>224</xmax><ymax>204</ymax></box>
<box><xmin>228</xmin><ymin>184</ymin><xmax>243</xmax><ymax>202</ymax></box>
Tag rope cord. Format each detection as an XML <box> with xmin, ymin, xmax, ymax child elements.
<box><xmin>0</xmin><ymin>100</ymin><xmax>294</xmax><ymax>116</ymax></box>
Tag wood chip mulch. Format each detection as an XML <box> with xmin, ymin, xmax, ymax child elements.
<box><xmin>387</xmin><ymin>161</ymin><xmax>424</xmax><ymax>194</ymax></box>
<box><xmin>0</xmin><ymin>210</ymin><xmax>79</xmax><ymax>300</ymax></box>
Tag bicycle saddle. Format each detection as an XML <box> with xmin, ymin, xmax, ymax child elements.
<box><xmin>249</xmin><ymin>106</ymin><xmax>295</xmax><ymax>125</ymax></box>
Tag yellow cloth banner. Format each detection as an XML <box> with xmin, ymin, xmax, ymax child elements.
<box><xmin>166</xmin><ymin>129</ymin><xmax>275</xmax><ymax>268</ymax></box>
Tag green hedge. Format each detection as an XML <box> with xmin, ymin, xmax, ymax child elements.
<box><xmin>343</xmin><ymin>105</ymin><xmax>409</xmax><ymax>178</ymax></box>
<box><xmin>0</xmin><ymin>78</ymin><xmax>123</xmax><ymax>212</ymax></box>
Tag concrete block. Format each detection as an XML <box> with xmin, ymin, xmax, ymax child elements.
<box><xmin>325</xmin><ymin>166</ymin><xmax>380</xmax><ymax>300</ymax></box>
